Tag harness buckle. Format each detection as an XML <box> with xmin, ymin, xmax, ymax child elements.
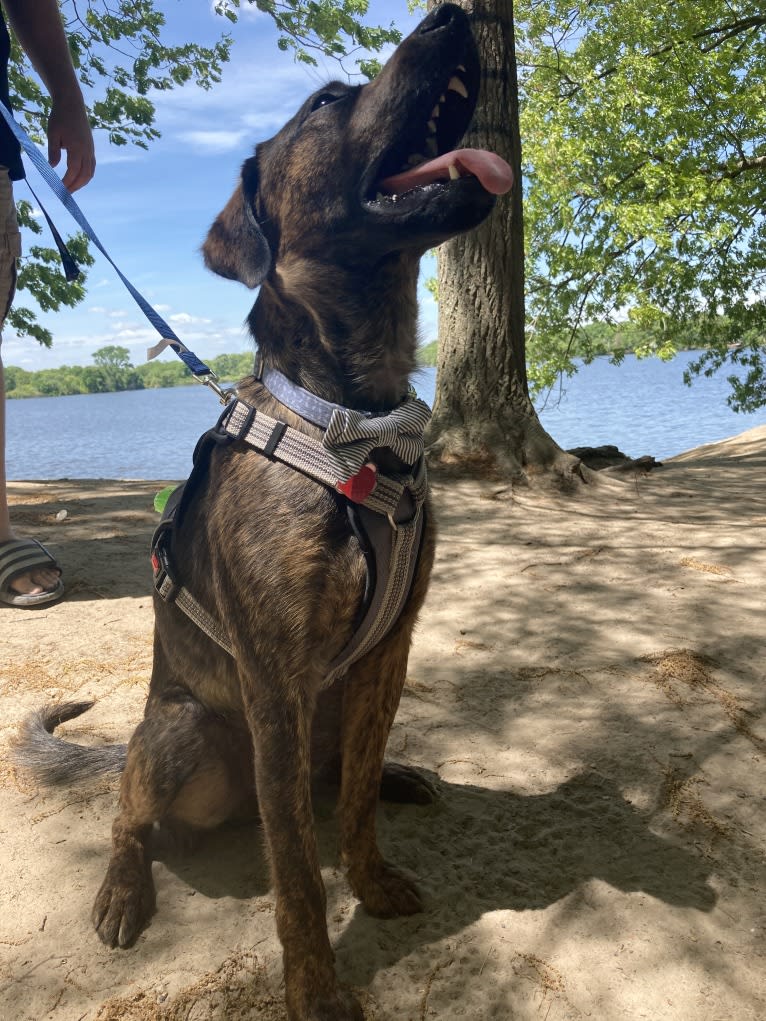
<box><xmin>387</xmin><ymin>484</ymin><xmax>422</xmax><ymax>532</ymax></box>
<box><xmin>151</xmin><ymin>535</ymin><xmax>179</xmax><ymax>603</ymax></box>
<box><xmin>155</xmin><ymin>571</ymin><xmax>179</xmax><ymax>603</ymax></box>
<box><xmin>222</xmin><ymin>401</ymin><xmax>256</xmax><ymax>441</ymax></box>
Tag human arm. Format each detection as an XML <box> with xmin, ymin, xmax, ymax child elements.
<box><xmin>3</xmin><ymin>0</ymin><xmax>95</xmax><ymax>191</ymax></box>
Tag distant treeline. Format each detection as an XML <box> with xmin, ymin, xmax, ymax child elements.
<box><xmin>5</xmin><ymin>323</ymin><xmax>690</xmax><ymax>398</ymax></box>
<box><xmin>416</xmin><ymin>321</ymin><xmax>711</xmax><ymax>370</ymax></box>
<box><xmin>5</xmin><ymin>350</ymin><xmax>255</xmax><ymax>399</ymax></box>
<box><xmin>418</xmin><ymin>340</ymin><xmax>438</xmax><ymax>367</ymax></box>
<box><xmin>8</xmin><ymin>343</ymin><xmax>442</xmax><ymax>399</ymax></box>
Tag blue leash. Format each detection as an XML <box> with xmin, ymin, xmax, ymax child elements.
<box><xmin>0</xmin><ymin>101</ymin><xmax>229</xmax><ymax>394</ymax></box>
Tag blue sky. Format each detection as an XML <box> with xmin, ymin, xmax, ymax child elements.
<box><xmin>4</xmin><ymin>0</ymin><xmax>438</xmax><ymax>371</ymax></box>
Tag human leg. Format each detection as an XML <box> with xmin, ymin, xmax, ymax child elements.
<box><xmin>0</xmin><ymin>167</ymin><xmax>62</xmax><ymax>602</ymax></box>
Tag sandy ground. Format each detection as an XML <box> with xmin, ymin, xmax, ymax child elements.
<box><xmin>1</xmin><ymin>426</ymin><xmax>765</xmax><ymax>1021</ymax></box>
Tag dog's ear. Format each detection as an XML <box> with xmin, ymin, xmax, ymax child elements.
<box><xmin>202</xmin><ymin>156</ymin><xmax>271</xmax><ymax>288</ymax></box>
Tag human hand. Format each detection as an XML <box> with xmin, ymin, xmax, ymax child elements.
<box><xmin>48</xmin><ymin>97</ymin><xmax>96</xmax><ymax>192</ymax></box>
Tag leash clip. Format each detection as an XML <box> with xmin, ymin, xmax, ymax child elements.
<box><xmin>194</xmin><ymin>370</ymin><xmax>236</xmax><ymax>405</ymax></box>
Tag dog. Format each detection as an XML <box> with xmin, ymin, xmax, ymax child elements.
<box><xmin>13</xmin><ymin>6</ymin><xmax>511</xmax><ymax>1018</ymax></box>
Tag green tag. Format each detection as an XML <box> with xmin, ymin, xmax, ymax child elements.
<box><xmin>153</xmin><ymin>486</ymin><xmax>175</xmax><ymax>514</ymax></box>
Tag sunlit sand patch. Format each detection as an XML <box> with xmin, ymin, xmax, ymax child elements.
<box><xmin>657</xmin><ymin>760</ymin><xmax>730</xmax><ymax>840</ymax></box>
<box><xmin>93</xmin><ymin>949</ymin><xmax>282</xmax><ymax>1021</ymax></box>
<box><xmin>639</xmin><ymin>649</ymin><xmax>764</xmax><ymax>751</ymax></box>
<box><xmin>679</xmin><ymin>557</ymin><xmax>734</xmax><ymax>578</ymax></box>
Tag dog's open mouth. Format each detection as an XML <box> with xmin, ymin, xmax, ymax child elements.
<box><xmin>363</xmin><ymin>64</ymin><xmax>512</xmax><ymax>215</ymax></box>
<box><xmin>380</xmin><ymin>147</ymin><xmax>512</xmax><ymax>197</ymax></box>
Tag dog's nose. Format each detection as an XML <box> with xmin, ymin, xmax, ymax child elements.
<box><xmin>418</xmin><ymin>2</ymin><xmax>462</xmax><ymax>34</ymax></box>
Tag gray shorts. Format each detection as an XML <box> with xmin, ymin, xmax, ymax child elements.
<box><xmin>0</xmin><ymin>166</ymin><xmax>21</xmax><ymax>344</ymax></box>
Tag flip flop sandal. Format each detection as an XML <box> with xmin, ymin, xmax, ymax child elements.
<box><xmin>0</xmin><ymin>538</ymin><xmax>65</xmax><ymax>607</ymax></box>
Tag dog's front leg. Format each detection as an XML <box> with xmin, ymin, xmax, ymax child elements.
<box><xmin>243</xmin><ymin>680</ymin><xmax>363</xmax><ymax>1021</ymax></box>
<box><xmin>338</xmin><ymin>630</ymin><xmax>424</xmax><ymax>919</ymax></box>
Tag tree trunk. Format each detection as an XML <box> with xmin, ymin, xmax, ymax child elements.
<box><xmin>426</xmin><ymin>0</ymin><xmax>580</xmax><ymax>484</ymax></box>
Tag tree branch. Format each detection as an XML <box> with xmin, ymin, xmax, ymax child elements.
<box><xmin>554</xmin><ymin>14</ymin><xmax>765</xmax><ymax>99</ymax></box>
<box><xmin>712</xmin><ymin>153</ymin><xmax>766</xmax><ymax>180</ymax></box>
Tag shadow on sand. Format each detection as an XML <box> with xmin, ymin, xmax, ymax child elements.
<box><xmin>153</xmin><ymin>767</ymin><xmax>715</xmax><ymax>985</ymax></box>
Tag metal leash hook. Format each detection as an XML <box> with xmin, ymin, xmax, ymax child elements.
<box><xmin>193</xmin><ymin>370</ymin><xmax>237</xmax><ymax>405</ymax></box>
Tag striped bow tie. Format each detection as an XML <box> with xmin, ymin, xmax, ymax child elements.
<box><xmin>322</xmin><ymin>396</ymin><xmax>432</xmax><ymax>480</ymax></box>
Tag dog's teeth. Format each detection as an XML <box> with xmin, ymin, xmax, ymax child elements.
<box><xmin>439</xmin><ymin>93</ymin><xmax>446</xmax><ymax>103</ymax></box>
<box><xmin>457</xmin><ymin>64</ymin><xmax>467</xmax><ymax>72</ymax></box>
<box><xmin>428</xmin><ymin>119</ymin><xmax>437</xmax><ymax>134</ymax></box>
<box><xmin>449</xmin><ymin>164</ymin><xmax>460</xmax><ymax>180</ymax></box>
<box><xmin>447</xmin><ymin>76</ymin><xmax>469</xmax><ymax>98</ymax></box>
<box><xmin>431</xmin><ymin>105</ymin><xmax>441</xmax><ymax>118</ymax></box>
<box><xmin>426</xmin><ymin>137</ymin><xmax>438</xmax><ymax>156</ymax></box>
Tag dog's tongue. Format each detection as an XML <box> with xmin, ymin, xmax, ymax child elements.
<box><xmin>379</xmin><ymin>149</ymin><xmax>513</xmax><ymax>196</ymax></box>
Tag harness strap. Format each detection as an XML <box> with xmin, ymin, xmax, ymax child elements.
<box><xmin>325</xmin><ymin>503</ymin><xmax>424</xmax><ymax>684</ymax></box>
<box><xmin>151</xmin><ymin>437</ymin><xmax>237</xmax><ymax>658</ymax></box>
<box><xmin>156</xmin><ymin>572</ymin><xmax>235</xmax><ymax>657</ymax></box>
<box><xmin>221</xmin><ymin>398</ymin><xmax>427</xmax><ymax>519</ymax></box>
<box><xmin>152</xmin><ymin>397</ymin><xmax>428</xmax><ymax>684</ymax></box>
<box><xmin>222</xmin><ymin>396</ymin><xmax>428</xmax><ymax>680</ymax></box>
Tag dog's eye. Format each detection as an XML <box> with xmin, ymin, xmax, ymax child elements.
<box><xmin>310</xmin><ymin>92</ymin><xmax>342</xmax><ymax>112</ymax></box>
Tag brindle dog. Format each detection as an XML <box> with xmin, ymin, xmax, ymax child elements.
<box><xmin>14</xmin><ymin>6</ymin><xmax>508</xmax><ymax>1019</ymax></box>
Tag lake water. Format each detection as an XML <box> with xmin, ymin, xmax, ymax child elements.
<box><xmin>7</xmin><ymin>351</ymin><xmax>766</xmax><ymax>479</ymax></box>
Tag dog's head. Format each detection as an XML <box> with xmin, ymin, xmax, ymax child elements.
<box><xmin>203</xmin><ymin>3</ymin><xmax>511</xmax><ymax>288</ymax></box>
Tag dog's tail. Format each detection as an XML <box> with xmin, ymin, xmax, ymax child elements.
<box><xmin>12</xmin><ymin>701</ymin><xmax>127</xmax><ymax>787</ymax></box>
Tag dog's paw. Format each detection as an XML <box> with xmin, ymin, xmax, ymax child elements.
<box><xmin>380</xmin><ymin>761</ymin><xmax>438</xmax><ymax>805</ymax></box>
<box><xmin>91</xmin><ymin>868</ymin><xmax>155</xmax><ymax>948</ymax></box>
<box><xmin>350</xmin><ymin>860</ymin><xmax>423</xmax><ymax>918</ymax></box>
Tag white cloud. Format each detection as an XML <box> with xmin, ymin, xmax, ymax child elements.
<box><xmin>168</xmin><ymin>312</ymin><xmax>213</xmax><ymax>325</ymax></box>
<box><xmin>148</xmin><ymin>43</ymin><xmax>317</xmax><ymax>150</ymax></box>
<box><xmin>93</xmin><ymin>147</ymin><xmax>143</xmax><ymax>167</ymax></box>
<box><xmin>114</xmin><ymin>326</ymin><xmax>158</xmax><ymax>340</ymax></box>
<box><xmin>176</xmin><ymin>129</ymin><xmax>249</xmax><ymax>154</ymax></box>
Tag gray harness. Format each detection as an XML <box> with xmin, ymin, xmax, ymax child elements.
<box><xmin>152</xmin><ymin>367</ymin><xmax>430</xmax><ymax>687</ymax></box>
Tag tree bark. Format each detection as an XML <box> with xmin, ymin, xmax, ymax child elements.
<box><xmin>426</xmin><ymin>0</ymin><xmax>579</xmax><ymax>484</ymax></box>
